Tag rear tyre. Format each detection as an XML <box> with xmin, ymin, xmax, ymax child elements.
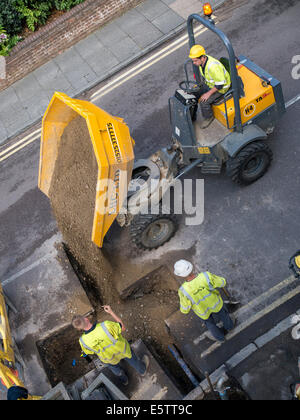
<box><xmin>226</xmin><ymin>141</ymin><xmax>273</xmax><ymax>185</ymax></box>
<box><xmin>130</xmin><ymin>213</ymin><xmax>178</xmax><ymax>250</ymax></box>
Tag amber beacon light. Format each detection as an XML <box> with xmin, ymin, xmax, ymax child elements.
<box><xmin>289</xmin><ymin>251</ymin><xmax>300</xmax><ymax>279</ymax></box>
<box><xmin>203</xmin><ymin>3</ymin><xmax>213</xmax><ymax>17</ymax></box>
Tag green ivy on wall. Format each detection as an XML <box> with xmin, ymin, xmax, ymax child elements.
<box><xmin>0</xmin><ymin>0</ymin><xmax>86</xmax><ymax>55</ymax></box>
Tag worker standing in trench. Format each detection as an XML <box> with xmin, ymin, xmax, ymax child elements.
<box><xmin>72</xmin><ymin>306</ymin><xmax>149</xmax><ymax>385</ymax></box>
<box><xmin>174</xmin><ymin>260</ymin><xmax>235</xmax><ymax>342</ymax></box>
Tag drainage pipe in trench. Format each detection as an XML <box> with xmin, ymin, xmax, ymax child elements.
<box><xmin>168</xmin><ymin>344</ymin><xmax>199</xmax><ymax>388</ymax></box>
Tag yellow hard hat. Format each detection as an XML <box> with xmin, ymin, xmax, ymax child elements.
<box><xmin>189</xmin><ymin>45</ymin><xmax>206</xmax><ymax>59</ymax></box>
<box><xmin>296</xmin><ymin>255</ymin><xmax>300</xmax><ymax>268</ymax></box>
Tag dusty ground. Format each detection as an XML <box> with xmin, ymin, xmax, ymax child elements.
<box><xmin>46</xmin><ymin>116</ymin><xmax>192</xmax><ymax>392</ymax></box>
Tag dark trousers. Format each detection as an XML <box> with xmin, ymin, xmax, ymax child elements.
<box><xmin>107</xmin><ymin>350</ymin><xmax>146</xmax><ymax>384</ymax></box>
<box><xmin>195</xmin><ymin>84</ymin><xmax>223</xmax><ymax>119</ymax></box>
<box><xmin>203</xmin><ymin>306</ymin><xmax>234</xmax><ymax>342</ymax></box>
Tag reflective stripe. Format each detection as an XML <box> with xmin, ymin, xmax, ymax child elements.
<box><xmin>179</xmin><ymin>285</ymin><xmax>196</xmax><ymax>305</ymax></box>
<box><xmin>79</xmin><ymin>336</ymin><xmax>114</xmax><ymax>356</ymax></box>
<box><xmin>201</xmin><ymin>56</ymin><xmax>231</xmax><ymax>92</ymax></box>
<box><xmin>80</xmin><ymin>322</ymin><xmax>117</xmax><ymax>356</ymax></box>
<box><xmin>195</xmin><ymin>291</ymin><xmax>213</xmax><ymax>305</ymax></box>
<box><xmin>203</xmin><ymin>271</ymin><xmax>226</xmax><ymax>289</ymax></box>
<box><xmin>100</xmin><ymin>341</ymin><xmax>128</xmax><ymax>363</ymax></box>
<box><xmin>203</xmin><ymin>272</ymin><xmax>213</xmax><ymax>290</ymax></box>
<box><xmin>206</xmin><ymin>60</ymin><xmax>222</xmax><ymax>84</ymax></box>
<box><xmin>207</xmin><ymin>60</ymin><xmax>220</xmax><ymax>73</ymax></box>
<box><xmin>180</xmin><ymin>272</ymin><xmax>225</xmax><ymax>319</ymax></box>
<box><xmin>194</xmin><ymin>296</ymin><xmax>222</xmax><ymax>318</ymax></box>
<box><xmin>180</xmin><ymin>283</ymin><xmax>213</xmax><ymax>306</ymax></box>
<box><xmin>180</xmin><ymin>304</ymin><xmax>192</xmax><ymax>311</ymax></box>
<box><xmin>102</xmin><ymin>343</ymin><xmax>113</xmax><ymax>352</ymax></box>
<box><xmin>80</xmin><ymin>336</ymin><xmax>99</xmax><ymax>355</ymax></box>
<box><xmin>101</xmin><ymin>322</ymin><xmax>117</xmax><ymax>345</ymax></box>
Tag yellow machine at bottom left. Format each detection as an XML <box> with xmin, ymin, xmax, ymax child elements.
<box><xmin>0</xmin><ymin>283</ymin><xmax>41</xmax><ymax>400</ymax></box>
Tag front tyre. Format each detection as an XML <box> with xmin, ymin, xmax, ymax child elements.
<box><xmin>130</xmin><ymin>213</ymin><xmax>178</xmax><ymax>250</ymax></box>
<box><xmin>226</xmin><ymin>141</ymin><xmax>273</xmax><ymax>185</ymax></box>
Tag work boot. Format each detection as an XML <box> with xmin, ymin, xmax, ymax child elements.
<box><xmin>225</xmin><ymin>314</ymin><xmax>236</xmax><ymax>332</ymax></box>
<box><xmin>115</xmin><ymin>369</ymin><xmax>129</xmax><ymax>385</ymax></box>
<box><xmin>199</xmin><ymin>115</ymin><xmax>214</xmax><ymax>129</ymax></box>
<box><xmin>205</xmin><ymin>331</ymin><xmax>225</xmax><ymax>343</ymax></box>
<box><xmin>141</xmin><ymin>355</ymin><xmax>150</xmax><ymax>376</ymax></box>
<box><xmin>205</xmin><ymin>331</ymin><xmax>218</xmax><ymax>341</ymax></box>
<box><xmin>121</xmin><ymin>377</ymin><xmax>129</xmax><ymax>386</ymax></box>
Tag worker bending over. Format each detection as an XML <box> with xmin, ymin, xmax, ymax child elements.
<box><xmin>7</xmin><ymin>385</ymin><xmax>41</xmax><ymax>400</ymax></box>
<box><xmin>72</xmin><ymin>305</ymin><xmax>149</xmax><ymax>386</ymax></box>
<box><xmin>189</xmin><ymin>45</ymin><xmax>231</xmax><ymax>128</ymax></box>
<box><xmin>175</xmin><ymin>259</ymin><xmax>234</xmax><ymax>342</ymax></box>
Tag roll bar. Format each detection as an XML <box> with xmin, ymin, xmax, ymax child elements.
<box><xmin>187</xmin><ymin>14</ymin><xmax>243</xmax><ymax>133</ymax></box>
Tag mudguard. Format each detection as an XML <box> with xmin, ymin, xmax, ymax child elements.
<box><xmin>220</xmin><ymin>124</ymin><xmax>267</xmax><ymax>158</ymax></box>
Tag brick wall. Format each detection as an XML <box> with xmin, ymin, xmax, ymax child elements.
<box><xmin>0</xmin><ymin>0</ymin><xmax>143</xmax><ymax>91</ymax></box>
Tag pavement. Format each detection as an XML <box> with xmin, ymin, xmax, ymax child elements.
<box><xmin>1</xmin><ymin>0</ymin><xmax>300</xmax><ymax>400</ymax></box>
<box><xmin>0</xmin><ymin>0</ymin><xmax>225</xmax><ymax>146</ymax></box>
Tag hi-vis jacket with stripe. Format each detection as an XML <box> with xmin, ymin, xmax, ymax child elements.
<box><xmin>79</xmin><ymin>321</ymin><xmax>132</xmax><ymax>365</ymax></box>
<box><xmin>178</xmin><ymin>272</ymin><xmax>226</xmax><ymax>320</ymax></box>
<box><xmin>200</xmin><ymin>55</ymin><xmax>231</xmax><ymax>94</ymax></box>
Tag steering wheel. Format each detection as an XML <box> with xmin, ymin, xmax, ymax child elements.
<box><xmin>179</xmin><ymin>80</ymin><xmax>202</xmax><ymax>95</ymax></box>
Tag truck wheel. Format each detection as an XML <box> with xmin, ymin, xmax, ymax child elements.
<box><xmin>130</xmin><ymin>213</ymin><xmax>178</xmax><ymax>250</ymax></box>
<box><xmin>226</xmin><ymin>142</ymin><xmax>273</xmax><ymax>185</ymax></box>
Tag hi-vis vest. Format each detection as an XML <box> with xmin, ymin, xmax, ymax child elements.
<box><xmin>200</xmin><ymin>55</ymin><xmax>231</xmax><ymax>94</ymax></box>
<box><xmin>178</xmin><ymin>272</ymin><xmax>226</xmax><ymax>320</ymax></box>
<box><xmin>79</xmin><ymin>321</ymin><xmax>132</xmax><ymax>365</ymax></box>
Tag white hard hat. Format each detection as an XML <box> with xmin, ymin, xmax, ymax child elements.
<box><xmin>174</xmin><ymin>260</ymin><xmax>193</xmax><ymax>277</ymax></box>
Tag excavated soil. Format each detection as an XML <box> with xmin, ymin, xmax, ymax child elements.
<box><xmin>47</xmin><ymin>116</ymin><xmax>193</xmax><ymax>393</ymax></box>
<box><xmin>49</xmin><ymin>115</ymin><xmax>114</xmax><ymax>303</ymax></box>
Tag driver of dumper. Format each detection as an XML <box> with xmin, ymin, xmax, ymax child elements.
<box><xmin>72</xmin><ymin>305</ymin><xmax>149</xmax><ymax>386</ymax></box>
<box><xmin>189</xmin><ymin>45</ymin><xmax>231</xmax><ymax>129</ymax></box>
<box><xmin>174</xmin><ymin>259</ymin><xmax>234</xmax><ymax>342</ymax></box>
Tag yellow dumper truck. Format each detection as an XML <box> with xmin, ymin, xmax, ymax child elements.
<box><xmin>38</xmin><ymin>7</ymin><xmax>285</xmax><ymax>250</ymax></box>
